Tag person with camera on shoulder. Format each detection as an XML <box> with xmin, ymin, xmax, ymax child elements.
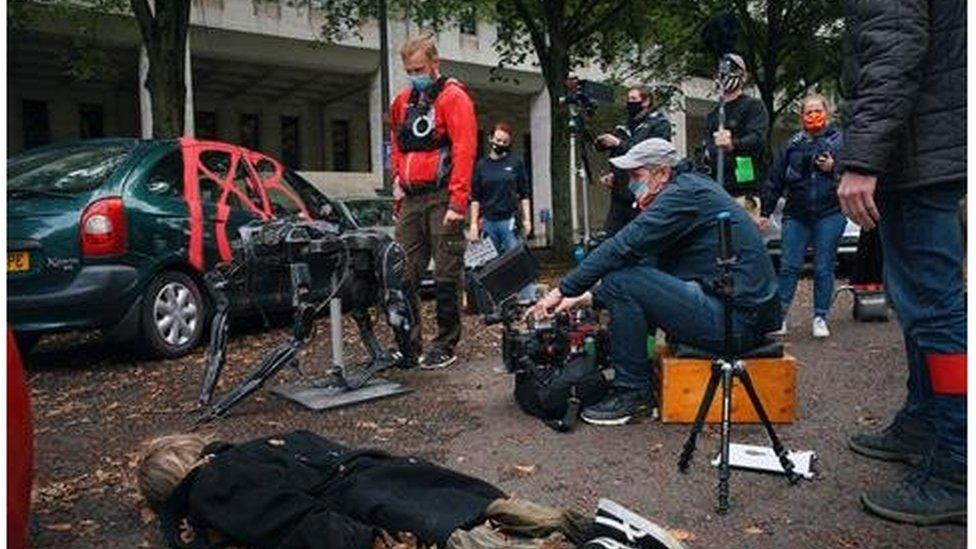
<box><xmin>596</xmin><ymin>86</ymin><xmax>673</xmax><ymax>235</ymax></box>
<box><xmin>759</xmin><ymin>93</ymin><xmax>844</xmax><ymax>339</ymax></box>
<box><xmin>526</xmin><ymin>138</ymin><xmax>781</xmax><ymax>426</ymax></box>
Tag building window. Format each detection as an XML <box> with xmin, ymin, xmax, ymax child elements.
<box><xmin>331</xmin><ymin>120</ymin><xmax>350</xmax><ymax>172</ymax></box>
<box><xmin>79</xmin><ymin>104</ymin><xmax>104</xmax><ymax>139</ymax></box>
<box><xmin>459</xmin><ymin>11</ymin><xmax>477</xmax><ymax>36</ymax></box>
<box><xmin>23</xmin><ymin>100</ymin><xmax>51</xmax><ymax>150</ymax></box>
<box><xmin>195</xmin><ymin>111</ymin><xmax>217</xmax><ymax>140</ymax></box>
<box><xmin>281</xmin><ymin>115</ymin><xmax>301</xmax><ymax>169</ymax></box>
<box><xmin>240</xmin><ymin>113</ymin><xmax>260</xmax><ymax>150</ymax></box>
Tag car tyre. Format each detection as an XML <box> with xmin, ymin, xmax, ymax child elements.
<box><xmin>140</xmin><ymin>270</ymin><xmax>207</xmax><ymax>358</ymax></box>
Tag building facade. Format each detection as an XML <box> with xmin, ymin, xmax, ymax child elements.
<box><xmin>8</xmin><ymin>0</ymin><xmax>787</xmax><ymax>244</ymax></box>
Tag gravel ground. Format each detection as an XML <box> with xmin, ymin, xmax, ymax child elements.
<box><xmin>24</xmin><ymin>277</ymin><xmax>967</xmax><ymax>548</ymax></box>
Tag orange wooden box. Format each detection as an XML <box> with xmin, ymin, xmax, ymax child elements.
<box><xmin>656</xmin><ymin>346</ymin><xmax>796</xmax><ymax>424</ymax></box>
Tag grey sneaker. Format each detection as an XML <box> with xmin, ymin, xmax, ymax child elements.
<box><xmin>581</xmin><ymin>389</ymin><xmax>650</xmax><ymax>426</ymax></box>
<box><xmin>848</xmin><ymin>414</ymin><xmax>935</xmax><ymax>465</ymax></box>
<box><xmin>861</xmin><ymin>457</ymin><xmax>967</xmax><ymax>526</ymax></box>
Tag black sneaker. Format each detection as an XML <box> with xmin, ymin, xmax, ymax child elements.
<box><xmin>592</xmin><ymin>499</ymin><xmax>686</xmax><ymax>549</ymax></box>
<box><xmin>581</xmin><ymin>389</ymin><xmax>650</xmax><ymax>426</ymax></box>
<box><xmin>848</xmin><ymin>414</ymin><xmax>935</xmax><ymax>465</ymax></box>
<box><xmin>861</xmin><ymin>456</ymin><xmax>967</xmax><ymax>526</ymax></box>
<box><xmin>419</xmin><ymin>347</ymin><xmax>457</xmax><ymax>370</ymax></box>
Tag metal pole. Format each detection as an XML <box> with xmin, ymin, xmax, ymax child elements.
<box><xmin>579</xmin><ymin>141</ymin><xmax>590</xmax><ymax>245</ymax></box>
<box><xmin>568</xmin><ymin>111</ymin><xmax>579</xmax><ymax>238</ymax></box>
<box><xmin>379</xmin><ymin>0</ymin><xmax>392</xmax><ymax>193</ymax></box>
<box><xmin>330</xmin><ymin>275</ymin><xmax>345</xmax><ymax>369</ymax></box>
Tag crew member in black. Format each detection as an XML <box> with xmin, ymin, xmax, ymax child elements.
<box><xmin>700</xmin><ymin>53</ymin><xmax>769</xmax><ymax>200</ymax></box>
<box><xmin>597</xmin><ymin>86</ymin><xmax>672</xmax><ymax>235</ymax></box>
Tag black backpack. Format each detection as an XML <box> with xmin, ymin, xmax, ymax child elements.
<box><xmin>513</xmin><ymin>353</ymin><xmax>610</xmax><ymax>432</ymax></box>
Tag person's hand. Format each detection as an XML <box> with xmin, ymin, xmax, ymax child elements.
<box><xmin>597</xmin><ymin>134</ymin><xmax>621</xmax><ymax>148</ymax></box>
<box><xmin>521</xmin><ymin>217</ymin><xmax>532</xmax><ymax>238</ymax></box>
<box><xmin>466</xmin><ymin>226</ymin><xmax>480</xmax><ymax>243</ymax></box>
<box><xmin>838</xmin><ymin>171</ymin><xmax>880</xmax><ymax>230</ymax></box>
<box><xmin>815</xmin><ymin>152</ymin><xmax>834</xmax><ymax>173</ymax></box>
<box><xmin>713</xmin><ymin>129</ymin><xmax>733</xmax><ymax>151</ymax></box>
<box><xmin>599</xmin><ymin>172</ymin><xmax>614</xmax><ymax>188</ymax></box>
<box><xmin>443</xmin><ymin>209</ymin><xmax>465</xmax><ymax>226</ymax></box>
<box><xmin>524</xmin><ymin>287</ymin><xmax>563</xmax><ymax>321</ymax></box>
<box><xmin>553</xmin><ymin>291</ymin><xmax>592</xmax><ymax>314</ymax></box>
<box><xmin>757</xmin><ymin>216</ymin><xmax>770</xmax><ymax>232</ymax></box>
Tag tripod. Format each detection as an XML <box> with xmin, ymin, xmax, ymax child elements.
<box><xmin>676</xmin><ymin>212</ymin><xmax>799</xmax><ymax>513</ymax></box>
<box><xmin>567</xmin><ymin>102</ymin><xmax>599</xmax><ymax>252</ymax></box>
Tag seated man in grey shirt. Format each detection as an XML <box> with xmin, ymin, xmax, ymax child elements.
<box><xmin>527</xmin><ymin>138</ymin><xmax>781</xmax><ymax>426</ymax></box>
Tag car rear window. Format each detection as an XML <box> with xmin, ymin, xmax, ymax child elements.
<box><xmin>8</xmin><ymin>143</ymin><xmax>136</xmax><ymax>193</ymax></box>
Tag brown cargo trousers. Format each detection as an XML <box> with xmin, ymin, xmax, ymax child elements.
<box><xmin>395</xmin><ymin>188</ymin><xmax>465</xmax><ymax>354</ymax></box>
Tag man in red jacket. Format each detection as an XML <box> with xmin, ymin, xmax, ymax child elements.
<box><xmin>391</xmin><ymin>36</ymin><xmax>477</xmax><ymax>369</ymax></box>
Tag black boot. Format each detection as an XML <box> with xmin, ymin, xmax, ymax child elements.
<box><xmin>848</xmin><ymin>413</ymin><xmax>935</xmax><ymax>465</ymax></box>
<box><xmin>861</xmin><ymin>454</ymin><xmax>967</xmax><ymax>526</ymax></box>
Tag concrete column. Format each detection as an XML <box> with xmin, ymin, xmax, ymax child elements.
<box><xmin>529</xmin><ymin>88</ymin><xmax>551</xmax><ymax>247</ymax></box>
<box><xmin>139</xmin><ymin>47</ymin><xmax>152</xmax><ymax>138</ymax></box>
<box><xmin>184</xmin><ymin>37</ymin><xmax>194</xmax><ymax>137</ymax></box>
<box><xmin>669</xmin><ymin>96</ymin><xmax>688</xmax><ymax>157</ymax></box>
<box><xmin>369</xmin><ymin>68</ymin><xmax>384</xmax><ymax>177</ymax></box>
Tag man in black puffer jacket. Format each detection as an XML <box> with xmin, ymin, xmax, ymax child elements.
<box><xmin>838</xmin><ymin>0</ymin><xmax>966</xmax><ymax>526</ymax></box>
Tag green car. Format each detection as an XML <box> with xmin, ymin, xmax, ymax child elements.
<box><xmin>8</xmin><ymin>138</ymin><xmax>352</xmax><ymax>358</ymax></box>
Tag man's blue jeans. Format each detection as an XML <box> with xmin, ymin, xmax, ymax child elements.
<box><xmin>878</xmin><ymin>182</ymin><xmax>967</xmax><ymax>466</ymax></box>
<box><xmin>779</xmin><ymin>212</ymin><xmax>847</xmax><ymax>318</ymax></box>
<box><xmin>483</xmin><ymin>218</ymin><xmax>536</xmax><ymax>301</ymax></box>
<box><xmin>596</xmin><ymin>264</ymin><xmax>777</xmax><ymax>392</ymax></box>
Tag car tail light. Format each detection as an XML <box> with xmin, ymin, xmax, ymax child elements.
<box><xmin>80</xmin><ymin>197</ymin><xmax>127</xmax><ymax>257</ymax></box>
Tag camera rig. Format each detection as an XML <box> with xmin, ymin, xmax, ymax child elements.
<box><xmin>195</xmin><ymin>217</ymin><xmax>417</xmax><ymax>423</ymax></box>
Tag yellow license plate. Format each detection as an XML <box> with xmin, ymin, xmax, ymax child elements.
<box><xmin>7</xmin><ymin>251</ymin><xmax>30</xmax><ymax>273</ymax></box>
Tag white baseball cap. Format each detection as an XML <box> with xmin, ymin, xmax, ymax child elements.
<box><xmin>609</xmin><ymin>138</ymin><xmax>680</xmax><ymax>170</ymax></box>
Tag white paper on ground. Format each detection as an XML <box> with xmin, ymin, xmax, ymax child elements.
<box><xmin>711</xmin><ymin>443</ymin><xmax>816</xmax><ymax>479</ymax></box>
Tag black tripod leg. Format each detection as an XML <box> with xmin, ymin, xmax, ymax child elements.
<box><xmin>351</xmin><ymin>309</ymin><xmax>390</xmax><ymax>365</ymax></box>
<box><xmin>199</xmin><ymin>303</ymin><xmax>229</xmax><ymax>406</ymax></box>
<box><xmin>737</xmin><ymin>365</ymin><xmax>801</xmax><ymax>484</ymax></box>
<box><xmin>678</xmin><ymin>362</ymin><xmax>723</xmax><ymax>473</ymax></box>
<box><xmin>717</xmin><ymin>360</ymin><xmax>733</xmax><ymax>514</ymax></box>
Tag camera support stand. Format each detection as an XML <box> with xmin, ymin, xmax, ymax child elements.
<box><xmin>676</xmin><ymin>212</ymin><xmax>799</xmax><ymax>513</ymax></box>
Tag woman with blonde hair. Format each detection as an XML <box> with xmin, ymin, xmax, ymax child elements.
<box><xmin>760</xmin><ymin>93</ymin><xmax>845</xmax><ymax>338</ymax></box>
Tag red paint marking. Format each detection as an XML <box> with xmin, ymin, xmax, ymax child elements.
<box><xmin>180</xmin><ymin>138</ymin><xmax>205</xmax><ymax>271</ymax></box>
<box><xmin>246</xmin><ymin>151</ymin><xmax>310</xmax><ymax>219</ymax></box>
<box><xmin>927</xmin><ymin>353</ymin><xmax>967</xmax><ymax>395</ymax></box>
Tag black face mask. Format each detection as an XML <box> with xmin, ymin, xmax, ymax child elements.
<box><xmin>626</xmin><ymin>101</ymin><xmax>643</xmax><ymax>119</ymax></box>
<box><xmin>491</xmin><ymin>143</ymin><xmax>509</xmax><ymax>155</ymax></box>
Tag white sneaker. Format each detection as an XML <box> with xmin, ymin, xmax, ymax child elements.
<box><xmin>770</xmin><ymin>320</ymin><xmax>788</xmax><ymax>336</ymax></box>
<box><xmin>812</xmin><ymin>316</ymin><xmax>830</xmax><ymax>338</ymax></box>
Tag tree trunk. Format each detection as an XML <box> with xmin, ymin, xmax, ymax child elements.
<box><xmin>549</xmin><ymin>88</ymin><xmax>573</xmax><ymax>258</ymax></box>
<box><xmin>134</xmin><ymin>0</ymin><xmax>191</xmax><ymax>138</ymax></box>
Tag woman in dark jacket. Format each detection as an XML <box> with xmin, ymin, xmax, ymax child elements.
<box><xmin>760</xmin><ymin>94</ymin><xmax>845</xmax><ymax>338</ymax></box>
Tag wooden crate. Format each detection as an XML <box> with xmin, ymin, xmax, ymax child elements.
<box><xmin>657</xmin><ymin>347</ymin><xmax>796</xmax><ymax>424</ymax></box>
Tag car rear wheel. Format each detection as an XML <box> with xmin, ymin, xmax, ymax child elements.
<box><xmin>140</xmin><ymin>270</ymin><xmax>207</xmax><ymax>358</ymax></box>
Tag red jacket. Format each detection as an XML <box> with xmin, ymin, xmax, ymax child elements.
<box><xmin>7</xmin><ymin>330</ymin><xmax>33</xmax><ymax>549</ymax></box>
<box><xmin>390</xmin><ymin>79</ymin><xmax>477</xmax><ymax>215</ymax></box>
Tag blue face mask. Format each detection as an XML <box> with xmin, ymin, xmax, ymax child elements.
<box><xmin>409</xmin><ymin>73</ymin><xmax>433</xmax><ymax>91</ymax></box>
<box><xmin>628</xmin><ymin>179</ymin><xmax>647</xmax><ymax>198</ymax></box>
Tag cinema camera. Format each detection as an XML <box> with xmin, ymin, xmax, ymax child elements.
<box><xmin>196</xmin><ymin>216</ymin><xmax>416</xmax><ymax>423</ymax></box>
<box><xmin>473</xmin><ymin>245</ymin><xmax>612</xmax><ymax>431</ymax></box>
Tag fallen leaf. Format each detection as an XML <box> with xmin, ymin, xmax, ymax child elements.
<box><xmin>140</xmin><ymin>507</ymin><xmax>156</xmax><ymax>525</ymax></box>
<box><xmin>513</xmin><ymin>464</ymin><xmax>537</xmax><ymax>476</ymax></box>
<box><xmin>744</xmin><ymin>525</ymin><xmax>764</xmax><ymax>535</ymax></box>
<box><xmin>669</xmin><ymin>529</ymin><xmax>696</xmax><ymax>541</ymax></box>
<box><xmin>44</xmin><ymin>522</ymin><xmax>73</xmax><ymax>532</ymax></box>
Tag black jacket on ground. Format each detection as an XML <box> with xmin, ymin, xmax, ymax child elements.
<box><xmin>158</xmin><ymin>430</ymin><xmax>505</xmax><ymax>549</ymax></box>
<box><xmin>839</xmin><ymin>0</ymin><xmax>966</xmax><ymax>190</ymax></box>
<box><xmin>604</xmin><ymin>110</ymin><xmax>673</xmax><ymax>235</ymax></box>
<box><xmin>762</xmin><ymin>126</ymin><xmax>844</xmax><ymax>221</ymax></box>
<box><xmin>702</xmin><ymin>94</ymin><xmax>769</xmax><ymax>194</ymax></box>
